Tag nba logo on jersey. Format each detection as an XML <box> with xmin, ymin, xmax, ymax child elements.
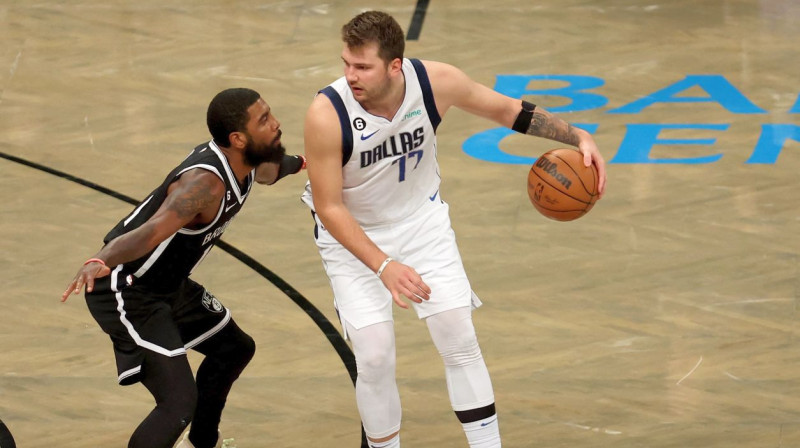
<box><xmin>201</xmin><ymin>291</ymin><xmax>224</xmax><ymax>313</ymax></box>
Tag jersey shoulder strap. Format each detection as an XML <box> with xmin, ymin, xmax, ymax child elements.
<box><xmin>319</xmin><ymin>86</ymin><xmax>354</xmax><ymax>166</ymax></box>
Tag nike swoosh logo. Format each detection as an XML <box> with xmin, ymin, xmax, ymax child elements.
<box><xmin>480</xmin><ymin>418</ymin><xmax>497</xmax><ymax>427</ymax></box>
<box><xmin>429</xmin><ymin>190</ymin><xmax>438</xmax><ymax>201</ymax></box>
<box><xmin>360</xmin><ymin>130</ymin><xmax>379</xmax><ymax>140</ymax></box>
<box><xmin>225</xmin><ymin>203</ymin><xmax>237</xmax><ymax>213</ymax></box>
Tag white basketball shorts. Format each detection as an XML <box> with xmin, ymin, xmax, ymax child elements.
<box><xmin>312</xmin><ymin>196</ymin><xmax>482</xmax><ymax>336</ymax></box>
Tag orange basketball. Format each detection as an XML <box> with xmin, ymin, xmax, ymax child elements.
<box><xmin>527</xmin><ymin>148</ymin><xmax>599</xmax><ymax>221</ymax></box>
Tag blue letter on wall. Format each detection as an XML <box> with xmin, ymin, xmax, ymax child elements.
<box><xmin>611</xmin><ymin>124</ymin><xmax>728</xmax><ymax>164</ymax></box>
<box><xmin>608</xmin><ymin>75</ymin><xmax>766</xmax><ymax>114</ymax></box>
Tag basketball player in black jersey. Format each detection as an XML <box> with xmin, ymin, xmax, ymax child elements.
<box><xmin>61</xmin><ymin>88</ymin><xmax>306</xmax><ymax>448</ymax></box>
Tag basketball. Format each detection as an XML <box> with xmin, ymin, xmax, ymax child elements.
<box><xmin>527</xmin><ymin>148</ymin><xmax>599</xmax><ymax>221</ymax></box>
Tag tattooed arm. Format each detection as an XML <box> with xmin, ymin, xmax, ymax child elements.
<box><xmin>98</xmin><ymin>169</ymin><xmax>224</xmax><ymax>267</ymax></box>
<box><xmin>61</xmin><ymin>169</ymin><xmax>225</xmax><ymax>300</ymax></box>
<box><xmin>527</xmin><ymin>108</ymin><xmax>580</xmax><ymax>146</ymax></box>
<box><xmin>422</xmin><ymin>59</ymin><xmax>606</xmax><ymax>196</ymax></box>
<box><xmin>528</xmin><ymin>106</ymin><xmax>605</xmax><ymax>195</ymax></box>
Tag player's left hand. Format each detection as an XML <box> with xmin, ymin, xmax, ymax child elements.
<box><xmin>61</xmin><ymin>260</ymin><xmax>111</xmax><ymax>302</ymax></box>
<box><xmin>378</xmin><ymin>260</ymin><xmax>431</xmax><ymax>309</ymax></box>
<box><xmin>578</xmin><ymin>139</ymin><xmax>606</xmax><ymax>198</ymax></box>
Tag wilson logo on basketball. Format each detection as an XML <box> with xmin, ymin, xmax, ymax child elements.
<box><xmin>535</xmin><ymin>159</ymin><xmax>572</xmax><ymax>189</ymax></box>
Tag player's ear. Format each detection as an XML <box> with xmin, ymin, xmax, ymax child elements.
<box><xmin>229</xmin><ymin>131</ymin><xmax>247</xmax><ymax>149</ymax></box>
<box><xmin>389</xmin><ymin>57</ymin><xmax>403</xmax><ymax>74</ymax></box>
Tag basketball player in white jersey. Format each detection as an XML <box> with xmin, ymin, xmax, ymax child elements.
<box><xmin>62</xmin><ymin>88</ymin><xmax>305</xmax><ymax>448</ymax></box>
<box><xmin>302</xmin><ymin>11</ymin><xmax>606</xmax><ymax>448</ymax></box>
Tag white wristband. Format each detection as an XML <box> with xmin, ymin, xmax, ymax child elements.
<box><xmin>376</xmin><ymin>257</ymin><xmax>393</xmax><ymax>277</ymax></box>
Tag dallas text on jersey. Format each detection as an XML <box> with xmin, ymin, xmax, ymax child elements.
<box><xmin>360</xmin><ymin>126</ymin><xmax>425</xmax><ymax>168</ymax></box>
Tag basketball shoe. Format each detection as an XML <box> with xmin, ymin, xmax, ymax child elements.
<box><xmin>175</xmin><ymin>430</ymin><xmax>236</xmax><ymax>448</ymax></box>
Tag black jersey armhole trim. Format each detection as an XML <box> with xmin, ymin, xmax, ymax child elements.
<box><xmin>409</xmin><ymin>58</ymin><xmax>441</xmax><ymax>132</ymax></box>
<box><xmin>319</xmin><ymin>86</ymin><xmax>353</xmax><ymax>166</ymax></box>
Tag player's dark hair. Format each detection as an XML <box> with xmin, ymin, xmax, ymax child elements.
<box><xmin>341</xmin><ymin>10</ymin><xmax>405</xmax><ymax>64</ymax></box>
<box><xmin>207</xmin><ymin>88</ymin><xmax>261</xmax><ymax>147</ymax></box>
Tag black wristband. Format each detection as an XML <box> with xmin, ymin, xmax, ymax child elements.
<box><xmin>512</xmin><ymin>100</ymin><xmax>536</xmax><ymax>134</ymax></box>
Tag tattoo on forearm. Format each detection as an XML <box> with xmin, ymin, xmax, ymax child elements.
<box><xmin>526</xmin><ymin>111</ymin><xmax>581</xmax><ymax>147</ymax></box>
<box><xmin>171</xmin><ymin>181</ymin><xmax>216</xmax><ymax>218</ymax></box>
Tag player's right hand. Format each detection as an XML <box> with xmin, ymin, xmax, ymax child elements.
<box><xmin>61</xmin><ymin>261</ymin><xmax>111</xmax><ymax>302</ymax></box>
<box><xmin>378</xmin><ymin>261</ymin><xmax>431</xmax><ymax>309</ymax></box>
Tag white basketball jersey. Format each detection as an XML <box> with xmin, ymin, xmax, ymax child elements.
<box><xmin>302</xmin><ymin>58</ymin><xmax>442</xmax><ymax>227</ymax></box>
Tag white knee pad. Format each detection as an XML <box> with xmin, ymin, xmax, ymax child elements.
<box><xmin>426</xmin><ymin>307</ymin><xmax>495</xmax><ymax>411</ymax></box>
<box><xmin>346</xmin><ymin>320</ymin><xmax>402</xmax><ymax>439</ymax></box>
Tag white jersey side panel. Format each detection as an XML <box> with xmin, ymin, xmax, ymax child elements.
<box><xmin>302</xmin><ymin>58</ymin><xmax>441</xmax><ymax>227</ymax></box>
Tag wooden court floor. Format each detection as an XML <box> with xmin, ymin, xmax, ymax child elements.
<box><xmin>1</xmin><ymin>1</ymin><xmax>799</xmax><ymax>447</ymax></box>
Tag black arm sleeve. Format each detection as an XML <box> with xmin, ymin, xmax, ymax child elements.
<box><xmin>269</xmin><ymin>155</ymin><xmax>305</xmax><ymax>185</ymax></box>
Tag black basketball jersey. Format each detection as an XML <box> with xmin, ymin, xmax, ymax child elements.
<box><xmin>103</xmin><ymin>140</ymin><xmax>253</xmax><ymax>292</ymax></box>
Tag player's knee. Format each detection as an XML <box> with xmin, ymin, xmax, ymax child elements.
<box><xmin>429</xmin><ymin>318</ymin><xmax>482</xmax><ymax>367</ymax></box>
<box><xmin>356</xmin><ymin>349</ymin><xmax>396</xmax><ymax>383</ymax></box>
<box><xmin>440</xmin><ymin>332</ymin><xmax>482</xmax><ymax>367</ymax></box>
<box><xmin>216</xmin><ymin>324</ymin><xmax>256</xmax><ymax>370</ymax></box>
<box><xmin>235</xmin><ymin>332</ymin><xmax>256</xmax><ymax>366</ymax></box>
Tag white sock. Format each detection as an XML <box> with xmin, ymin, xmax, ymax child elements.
<box><xmin>368</xmin><ymin>433</ymin><xmax>400</xmax><ymax>448</ymax></box>
<box><xmin>462</xmin><ymin>414</ymin><xmax>501</xmax><ymax>448</ymax></box>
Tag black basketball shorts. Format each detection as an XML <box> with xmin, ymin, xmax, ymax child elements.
<box><xmin>85</xmin><ymin>276</ymin><xmax>231</xmax><ymax>385</ymax></box>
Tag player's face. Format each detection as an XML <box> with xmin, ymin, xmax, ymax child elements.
<box><xmin>242</xmin><ymin>98</ymin><xmax>285</xmax><ymax>166</ymax></box>
<box><xmin>342</xmin><ymin>42</ymin><xmax>396</xmax><ymax>103</ymax></box>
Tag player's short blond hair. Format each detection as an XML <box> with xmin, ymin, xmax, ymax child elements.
<box><xmin>341</xmin><ymin>11</ymin><xmax>405</xmax><ymax>64</ymax></box>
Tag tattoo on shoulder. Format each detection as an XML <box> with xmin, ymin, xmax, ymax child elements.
<box><xmin>170</xmin><ymin>179</ymin><xmax>218</xmax><ymax>219</ymax></box>
<box><xmin>527</xmin><ymin>111</ymin><xmax>581</xmax><ymax>147</ymax></box>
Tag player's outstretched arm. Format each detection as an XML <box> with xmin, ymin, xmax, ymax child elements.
<box><xmin>60</xmin><ymin>170</ymin><xmax>225</xmax><ymax>302</ymax></box>
<box><xmin>255</xmin><ymin>154</ymin><xmax>307</xmax><ymax>185</ymax></box>
<box><xmin>423</xmin><ymin>60</ymin><xmax>605</xmax><ymax>196</ymax></box>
